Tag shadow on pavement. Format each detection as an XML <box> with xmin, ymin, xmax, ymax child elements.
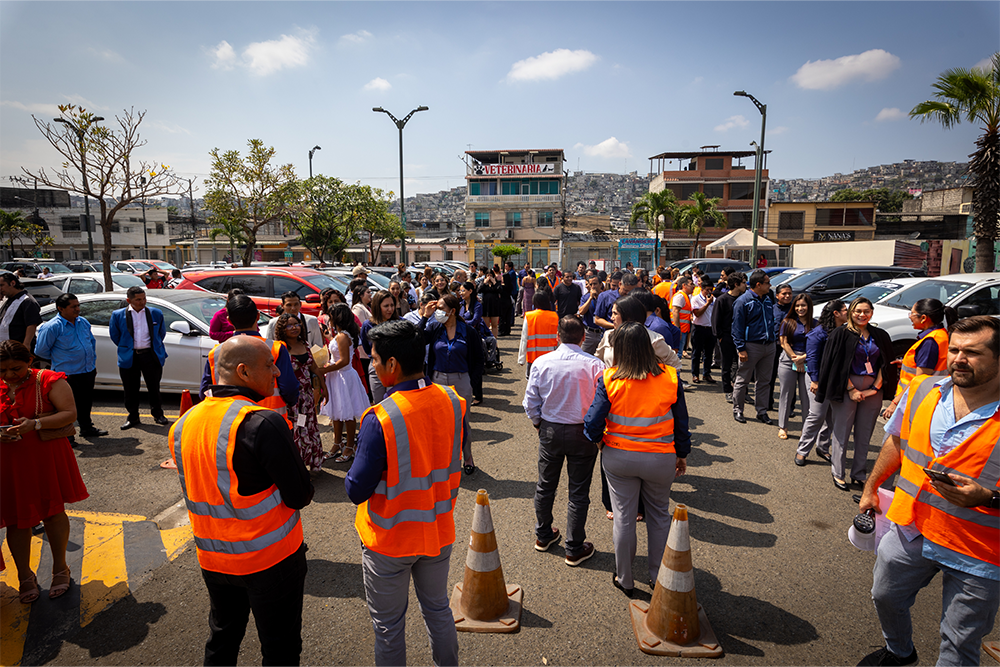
<box><xmin>472</xmin><ymin>427</ymin><xmax>513</xmax><ymax>447</ymax></box>
<box><xmin>74</xmin><ymin>437</ymin><xmax>147</xmax><ymax>458</ymax></box>
<box><xmin>671</xmin><ymin>474</ymin><xmax>773</xmax><ymax>524</ymax></box>
<box><xmin>458</xmin><ymin>469</ymin><xmax>535</xmax><ymax>500</ymax></box>
<box><xmin>310</xmin><ymin>473</ymin><xmax>350</xmax><ymax>504</ymax></box>
<box><xmin>520</xmin><ymin>606</ymin><xmax>554</xmax><ymax>628</ymax></box>
<box><xmin>304</xmin><ymin>559</ymin><xmax>365</xmax><ymax>599</ymax></box>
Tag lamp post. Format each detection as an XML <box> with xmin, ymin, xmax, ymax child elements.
<box><xmin>139</xmin><ymin>176</ymin><xmax>149</xmax><ymax>259</ymax></box>
<box><xmin>54</xmin><ymin>115</ymin><xmax>104</xmax><ymax>260</ymax></box>
<box><xmin>308</xmin><ymin>145</ymin><xmax>321</xmax><ymax>179</ymax></box>
<box><xmin>733</xmin><ymin>91</ymin><xmax>766</xmax><ymax>265</ymax></box>
<box><xmin>373</xmin><ymin>105</ymin><xmax>428</xmax><ymax>266</ymax></box>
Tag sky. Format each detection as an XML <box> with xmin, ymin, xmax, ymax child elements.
<box><xmin>1</xmin><ymin>1</ymin><xmax>996</xmax><ymax>200</ymax></box>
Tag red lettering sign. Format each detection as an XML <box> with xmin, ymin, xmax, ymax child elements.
<box><xmin>473</xmin><ymin>163</ymin><xmax>555</xmax><ymax>176</ymax></box>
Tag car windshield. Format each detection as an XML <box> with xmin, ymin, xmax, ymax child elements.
<box><xmin>91</xmin><ymin>263</ymin><xmax>122</xmax><ymax>273</ymax></box>
<box><xmin>368</xmin><ymin>272</ymin><xmax>391</xmax><ymax>289</ymax></box>
<box><xmin>841</xmin><ymin>282</ymin><xmax>903</xmax><ymax>305</ymax></box>
<box><xmin>150</xmin><ymin>260</ymin><xmax>176</xmax><ymax>271</ymax></box>
<box><xmin>881</xmin><ymin>279</ymin><xmax>975</xmax><ymax>311</ymax></box>
<box><xmin>41</xmin><ymin>263</ymin><xmax>73</xmax><ymax>274</ymax></box>
<box><xmin>128</xmin><ymin>261</ymin><xmax>154</xmax><ymax>272</ymax></box>
<box><xmin>112</xmin><ymin>274</ymin><xmax>146</xmax><ymax>288</ymax></box>
<box><xmin>783</xmin><ymin>270</ymin><xmax>826</xmax><ymax>291</ymax></box>
<box><xmin>303</xmin><ymin>273</ymin><xmax>349</xmax><ymax>293</ymax></box>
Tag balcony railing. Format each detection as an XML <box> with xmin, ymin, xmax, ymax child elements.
<box><xmin>467</xmin><ymin>195</ymin><xmax>561</xmax><ymax>203</ymax></box>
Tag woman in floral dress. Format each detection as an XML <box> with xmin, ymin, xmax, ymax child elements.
<box><xmin>273</xmin><ymin>314</ymin><xmax>328</xmax><ymax>471</ymax></box>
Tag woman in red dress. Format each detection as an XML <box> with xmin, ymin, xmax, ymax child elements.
<box><xmin>1</xmin><ymin>340</ymin><xmax>87</xmax><ymax>604</ymax></box>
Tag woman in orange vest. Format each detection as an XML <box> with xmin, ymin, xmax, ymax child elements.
<box><xmin>583</xmin><ymin>322</ymin><xmax>692</xmax><ymax>598</ymax></box>
<box><xmin>881</xmin><ymin>298</ymin><xmax>953</xmax><ymax>419</ymax></box>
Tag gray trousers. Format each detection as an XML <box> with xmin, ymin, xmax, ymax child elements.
<box><xmin>368</xmin><ymin>365</ymin><xmax>386</xmax><ymax>404</ymax></box>
<box><xmin>432</xmin><ymin>371</ymin><xmax>474</xmax><ymax>466</ymax></box>
<box><xmin>732</xmin><ymin>341</ymin><xmax>776</xmax><ymax>416</ymax></box>
<box><xmin>602</xmin><ymin>446</ymin><xmax>677</xmax><ymax>589</ymax></box>
<box><xmin>361</xmin><ymin>544</ymin><xmax>458</xmax><ymax>667</ymax></box>
<box><xmin>534</xmin><ymin>420</ymin><xmax>599</xmax><ymax>557</ymax></box>
<box><xmin>796</xmin><ymin>393</ymin><xmax>833</xmax><ymax>457</ymax></box>
<box><xmin>777</xmin><ymin>352</ymin><xmax>811</xmax><ymax>430</ymax></box>
<box><xmin>829</xmin><ymin>374</ymin><xmax>881</xmax><ymax>482</ymax></box>
<box><xmin>582</xmin><ymin>328</ymin><xmax>603</xmax><ymax>356</ymax></box>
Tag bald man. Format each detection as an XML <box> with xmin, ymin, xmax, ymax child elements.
<box><xmin>170</xmin><ymin>335</ymin><xmax>314</xmax><ymax>666</ymax></box>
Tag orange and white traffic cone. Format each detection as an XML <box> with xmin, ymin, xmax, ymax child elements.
<box><xmin>161</xmin><ymin>391</ymin><xmax>193</xmax><ymax>470</ymax></box>
<box><xmin>449</xmin><ymin>489</ymin><xmax>523</xmax><ymax>633</ymax></box>
<box><xmin>629</xmin><ymin>504</ymin><xmax>723</xmax><ymax>657</ymax></box>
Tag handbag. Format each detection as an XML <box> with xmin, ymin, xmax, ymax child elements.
<box><xmin>34</xmin><ymin>370</ymin><xmax>77</xmax><ymax>442</ymax></box>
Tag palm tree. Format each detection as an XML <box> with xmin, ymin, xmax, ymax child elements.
<box><xmin>910</xmin><ymin>52</ymin><xmax>999</xmax><ymax>273</ymax></box>
<box><xmin>676</xmin><ymin>192</ymin><xmax>727</xmax><ymax>258</ymax></box>
<box><xmin>630</xmin><ymin>189</ymin><xmax>677</xmax><ymax>268</ymax></box>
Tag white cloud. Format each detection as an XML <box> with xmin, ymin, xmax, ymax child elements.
<box><xmin>506</xmin><ymin>48</ymin><xmax>598</xmax><ymax>83</ymax></box>
<box><xmin>60</xmin><ymin>94</ymin><xmax>107</xmax><ymax>111</ymax></box>
<box><xmin>210</xmin><ymin>30</ymin><xmax>316</xmax><ymax>76</ymax></box>
<box><xmin>770</xmin><ymin>126</ymin><xmax>789</xmax><ymax>135</ymax></box>
<box><xmin>1</xmin><ymin>100</ymin><xmax>62</xmax><ymax>116</ymax></box>
<box><xmin>691</xmin><ymin>76</ymin><xmax>704</xmax><ymax>84</ymax></box>
<box><xmin>340</xmin><ymin>30</ymin><xmax>372</xmax><ymax>45</ymax></box>
<box><xmin>87</xmin><ymin>47</ymin><xmax>124</xmax><ymax>63</ymax></box>
<box><xmin>147</xmin><ymin>120</ymin><xmax>192</xmax><ymax>135</ymax></box>
<box><xmin>972</xmin><ymin>56</ymin><xmax>993</xmax><ymax>72</ymax></box>
<box><xmin>875</xmin><ymin>107</ymin><xmax>906</xmax><ymax>122</ymax></box>
<box><xmin>714</xmin><ymin>115</ymin><xmax>750</xmax><ymax>132</ymax></box>
<box><xmin>363</xmin><ymin>77</ymin><xmax>391</xmax><ymax>92</ymax></box>
<box><xmin>574</xmin><ymin>137</ymin><xmax>630</xmax><ymax>159</ymax></box>
<box><xmin>790</xmin><ymin>49</ymin><xmax>901</xmax><ymax>90</ymax></box>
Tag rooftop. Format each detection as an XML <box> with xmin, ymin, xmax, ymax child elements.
<box><xmin>466</xmin><ymin>149</ymin><xmax>564</xmax><ymax>163</ymax></box>
<box><xmin>647</xmin><ymin>149</ymin><xmax>771</xmax><ymax>160</ymax></box>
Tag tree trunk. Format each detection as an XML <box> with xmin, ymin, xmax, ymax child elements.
<box><xmin>242</xmin><ymin>230</ymin><xmax>256</xmax><ymax>266</ymax></box>
<box><xmin>975</xmin><ymin>237</ymin><xmax>996</xmax><ymax>273</ymax></box>
<box><xmin>971</xmin><ymin>130</ymin><xmax>998</xmax><ymax>273</ymax></box>
<box><xmin>693</xmin><ymin>231</ymin><xmax>701</xmax><ymax>258</ymax></box>
<box><xmin>100</xmin><ymin>202</ymin><xmax>113</xmax><ymax>292</ymax></box>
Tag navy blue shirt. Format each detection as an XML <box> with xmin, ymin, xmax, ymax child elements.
<box><xmin>913</xmin><ymin>326</ymin><xmax>945</xmax><ymax>369</ymax></box>
<box><xmin>731</xmin><ymin>290</ymin><xmax>775</xmax><ymax>351</ymax></box>
<box><xmin>646</xmin><ymin>314</ymin><xmax>680</xmax><ymax>351</ymax></box>
<box><xmin>779</xmin><ymin>319</ymin><xmax>814</xmax><ymax>353</ymax></box>
<box><xmin>421</xmin><ymin>317</ymin><xmax>471</xmax><ymax>374</ymax></box>
<box><xmin>773</xmin><ymin>302</ymin><xmax>792</xmax><ymax>339</ymax></box>
<box><xmin>578</xmin><ymin>292</ymin><xmax>598</xmax><ymax>329</ymax></box>
<box><xmin>805</xmin><ymin>326</ymin><xmax>829</xmax><ymax>383</ymax></box>
<box><xmin>594</xmin><ymin>289</ymin><xmax>620</xmax><ymax>325</ymax></box>
<box><xmin>851</xmin><ymin>333</ymin><xmax>882</xmax><ymax>377</ymax></box>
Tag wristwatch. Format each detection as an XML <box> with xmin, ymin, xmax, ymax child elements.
<box><xmin>34</xmin><ymin>418</ymin><xmax>41</xmax><ymax>431</ymax></box>
<box><xmin>988</xmin><ymin>489</ymin><xmax>1000</xmax><ymax>510</ymax></box>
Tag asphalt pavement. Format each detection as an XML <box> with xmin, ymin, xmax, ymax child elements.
<box><xmin>15</xmin><ymin>327</ymin><xmax>1000</xmax><ymax>666</ymax></box>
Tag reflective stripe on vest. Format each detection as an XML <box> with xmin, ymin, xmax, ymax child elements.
<box><xmin>895</xmin><ymin>328</ymin><xmax>949</xmax><ymax>399</ymax></box>
<box><xmin>602</xmin><ymin>365</ymin><xmax>678</xmax><ymax>453</ymax></box>
<box><xmin>169</xmin><ymin>398</ymin><xmax>302</xmax><ymax>573</ymax></box>
<box><xmin>525</xmin><ymin>310</ymin><xmax>559</xmax><ymax>363</ymax></box>
<box><xmin>676</xmin><ymin>293</ymin><xmax>692</xmax><ymax>332</ymax></box>
<box><xmin>886</xmin><ymin>374</ymin><xmax>1000</xmax><ymax>565</ymax></box>
<box><xmin>209</xmin><ymin>340</ymin><xmax>289</xmax><ymax>418</ymax></box>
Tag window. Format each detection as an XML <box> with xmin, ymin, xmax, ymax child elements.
<box><xmin>501</xmin><ymin>180</ymin><xmax>520</xmax><ymax>195</ymax></box>
<box><xmin>68</xmin><ymin>278</ymin><xmax>102</xmax><ymax>294</ymax></box>
<box><xmin>815</xmin><ymin>209</ymin><xmax>845</xmax><ymax>226</ymax></box>
<box><xmin>822</xmin><ymin>272</ymin><xmax>855</xmax><ymax>291</ymax></box>
<box><xmin>703</xmin><ymin>183</ymin><xmax>724</xmax><ymax>199</ymax></box>
<box><xmin>159</xmin><ymin>306</ymin><xmax>189</xmax><ymax>332</ymax></box>
<box><xmin>883</xmin><ymin>280</ymin><xmax>974</xmax><ymax>311</ymax></box>
<box><xmin>61</xmin><ymin>216</ymin><xmax>80</xmax><ymax>232</ymax></box>
<box><xmin>704</xmin><ymin>158</ymin><xmax>724</xmax><ymax>170</ymax></box>
<box><xmin>475</xmin><ymin>212</ymin><xmax>491</xmax><ymax>228</ymax></box>
<box><xmin>79</xmin><ymin>299</ymin><xmax>121</xmax><ymax>327</ymax></box>
<box><xmin>506</xmin><ymin>212</ymin><xmax>521</xmax><ymax>228</ymax></box>
<box><xmin>379</xmin><ymin>253</ymin><xmax>396</xmax><ymax>265</ymax></box>
<box><xmin>681</xmin><ymin>183</ymin><xmax>700</xmax><ymax>199</ymax></box>
<box><xmin>532</xmin><ymin>249</ymin><xmax>548</xmax><ymax>266</ymax></box>
<box><xmin>728</xmin><ymin>212</ymin><xmax>753</xmax><ymax>229</ymax></box>
<box><xmin>469</xmin><ymin>181</ymin><xmax>497</xmax><ymax>196</ymax></box>
<box><xmin>959</xmin><ymin>284</ymin><xmax>1000</xmax><ymax>315</ymax></box>
<box><xmin>538</xmin><ymin>180</ymin><xmax>559</xmax><ymax>195</ymax></box>
<box><xmin>729</xmin><ymin>183</ymin><xmax>755</xmax><ymax>200</ymax></box>
<box><xmin>414</xmin><ymin>251</ymin><xmax>431</xmax><ymax>263</ymax></box>
<box><xmin>196</xmin><ymin>276</ymin><xmax>230</xmax><ymax>293</ymax></box>
<box><xmin>273</xmin><ymin>276</ymin><xmax>312</xmax><ymax>299</ymax></box>
<box><xmin>155</xmin><ymin>224</ymin><xmax>164</xmax><ymax>235</ymax></box>
<box><xmin>844</xmin><ymin>208</ymin><xmax>874</xmax><ymax>226</ymax></box>
<box><xmin>226</xmin><ymin>274</ymin><xmax>268</xmax><ymax>296</ymax></box>
<box><xmin>778</xmin><ymin>212</ymin><xmax>804</xmax><ymax>230</ymax></box>
<box><xmin>537</xmin><ymin>212</ymin><xmax>554</xmax><ymax>227</ymax></box>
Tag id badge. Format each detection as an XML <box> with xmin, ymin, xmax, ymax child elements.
<box><xmin>864</xmin><ymin>361</ymin><xmax>873</xmax><ymax>374</ymax></box>
<box><xmin>296</xmin><ymin>414</ymin><xmax>307</xmax><ymax>427</ymax></box>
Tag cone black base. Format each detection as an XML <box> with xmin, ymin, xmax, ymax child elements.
<box><xmin>450</xmin><ymin>583</ymin><xmax>522</xmax><ymax>633</ymax></box>
<box><xmin>629</xmin><ymin>601</ymin><xmax>723</xmax><ymax>658</ymax></box>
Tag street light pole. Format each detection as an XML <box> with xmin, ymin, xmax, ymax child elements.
<box><xmin>54</xmin><ymin>115</ymin><xmax>104</xmax><ymax>261</ymax></box>
<box><xmin>308</xmin><ymin>145</ymin><xmax>321</xmax><ymax>179</ymax></box>
<box><xmin>373</xmin><ymin>105</ymin><xmax>428</xmax><ymax>266</ymax></box>
<box><xmin>733</xmin><ymin>91</ymin><xmax>766</xmax><ymax>265</ymax></box>
<box><xmin>140</xmin><ymin>176</ymin><xmax>148</xmax><ymax>259</ymax></box>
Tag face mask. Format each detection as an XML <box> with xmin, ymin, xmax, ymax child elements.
<box><xmin>433</xmin><ymin>309</ymin><xmax>449</xmax><ymax>323</ymax></box>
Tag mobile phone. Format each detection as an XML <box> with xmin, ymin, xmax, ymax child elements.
<box><xmin>922</xmin><ymin>467</ymin><xmax>957</xmax><ymax>486</ymax></box>
<box><xmin>0</xmin><ymin>425</ymin><xmax>15</xmax><ymax>430</ymax></box>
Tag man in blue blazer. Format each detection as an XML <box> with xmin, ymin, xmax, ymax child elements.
<box><xmin>109</xmin><ymin>286</ymin><xmax>169</xmax><ymax>429</ymax></box>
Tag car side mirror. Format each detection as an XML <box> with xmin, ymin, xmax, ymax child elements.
<box><xmin>813</xmin><ymin>282</ymin><xmax>826</xmax><ymax>291</ymax></box>
<box><xmin>170</xmin><ymin>320</ymin><xmax>193</xmax><ymax>336</ymax></box>
<box><xmin>304</xmin><ymin>294</ymin><xmax>321</xmax><ymax>304</ymax></box>
<box><xmin>957</xmin><ymin>304</ymin><xmax>984</xmax><ymax>320</ymax></box>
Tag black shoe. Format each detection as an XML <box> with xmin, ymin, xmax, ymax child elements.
<box><xmin>794</xmin><ymin>455</ymin><xmax>807</xmax><ymax>467</ymax></box>
<box><xmin>463</xmin><ymin>464</ymin><xmax>477</xmax><ymax>476</ymax></box>
<box><xmin>120</xmin><ymin>420</ymin><xmax>141</xmax><ymax>430</ymax></box>
<box><xmin>702</xmin><ymin>376</ymin><xmax>717</xmax><ymax>384</ymax></box>
<box><xmin>564</xmin><ymin>542</ymin><xmax>595</xmax><ymax>567</ymax></box>
<box><xmin>857</xmin><ymin>647</ymin><xmax>918</xmax><ymax>666</ymax></box>
<box><xmin>756</xmin><ymin>413</ymin><xmax>775</xmax><ymax>426</ymax></box>
<box><xmin>833</xmin><ymin>476</ymin><xmax>850</xmax><ymax>491</ymax></box>
<box><xmin>816</xmin><ymin>450</ymin><xmax>832</xmax><ymax>463</ymax></box>
<box><xmin>611</xmin><ymin>573</ymin><xmax>634</xmax><ymax>598</ymax></box>
<box><xmin>79</xmin><ymin>427</ymin><xmax>108</xmax><ymax>438</ymax></box>
<box><xmin>153</xmin><ymin>416</ymin><xmax>170</xmax><ymax>426</ymax></box>
<box><xmin>734</xmin><ymin>412</ymin><xmax>747</xmax><ymax>424</ymax></box>
<box><xmin>851</xmin><ymin>477</ymin><xmax>867</xmax><ymax>489</ymax></box>
<box><xmin>535</xmin><ymin>527</ymin><xmax>560</xmax><ymax>552</ymax></box>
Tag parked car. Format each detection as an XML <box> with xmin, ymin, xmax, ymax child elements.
<box><xmin>777</xmin><ymin>265</ymin><xmax>925</xmax><ymax>304</ymax></box>
<box><xmin>1</xmin><ymin>260</ymin><xmax>74</xmax><ymax>279</ymax></box>
<box><xmin>113</xmin><ymin>260</ymin><xmax>157</xmax><ymax>274</ymax></box>
<box><xmin>673</xmin><ymin>259</ymin><xmax>753</xmax><ymax>281</ymax></box>
<box><xmin>773</xmin><ymin>268</ymin><xmax>809</xmax><ymax>285</ymax></box>
<box><xmin>176</xmin><ymin>267</ymin><xmax>346</xmax><ymax>316</ymax></box>
<box><xmin>38</xmin><ymin>290</ymin><xmax>270</xmax><ymax>394</ymax></box>
<box><xmin>813</xmin><ymin>277</ymin><xmax>926</xmax><ymax>312</ymax></box>
<box><xmin>46</xmin><ymin>272</ymin><xmax>146</xmax><ymax>295</ymax></box>
<box><xmin>21</xmin><ymin>278</ymin><xmax>64</xmax><ymax>308</ymax></box>
<box><xmin>870</xmin><ymin>273</ymin><xmax>1000</xmax><ymax>358</ymax></box>
<box><xmin>324</xmin><ymin>268</ymin><xmax>391</xmax><ymax>291</ymax></box>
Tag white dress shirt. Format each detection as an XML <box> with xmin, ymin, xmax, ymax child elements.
<box><xmin>692</xmin><ymin>292</ymin><xmax>714</xmax><ymax>327</ymax></box>
<box><xmin>130</xmin><ymin>306</ymin><xmax>151</xmax><ymax>349</ymax></box>
<box><xmin>522</xmin><ymin>343</ymin><xmax>606</xmax><ymax>425</ymax></box>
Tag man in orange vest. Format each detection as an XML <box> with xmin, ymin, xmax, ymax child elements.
<box><xmin>170</xmin><ymin>335</ymin><xmax>314</xmax><ymax>665</ymax></box>
<box><xmin>346</xmin><ymin>319</ymin><xmax>467</xmax><ymax>666</ymax></box>
<box><xmin>518</xmin><ymin>291</ymin><xmax>559</xmax><ymax>378</ymax></box>
<box><xmin>671</xmin><ymin>276</ymin><xmax>695</xmax><ymax>354</ymax></box>
<box><xmin>858</xmin><ymin>316</ymin><xmax>999</xmax><ymax>667</ymax></box>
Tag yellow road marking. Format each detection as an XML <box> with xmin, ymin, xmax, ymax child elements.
<box><xmin>90</xmin><ymin>412</ymin><xmax>180</xmax><ymax>418</ymax></box>
<box><xmin>1</xmin><ymin>532</ymin><xmax>43</xmax><ymax>666</ymax></box>
<box><xmin>160</xmin><ymin>525</ymin><xmax>193</xmax><ymax>561</ymax></box>
<box><xmin>79</xmin><ymin>519</ymin><xmax>130</xmax><ymax>627</ymax></box>
<box><xmin>68</xmin><ymin>510</ymin><xmax>146</xmax><ymax>524</ymax></box>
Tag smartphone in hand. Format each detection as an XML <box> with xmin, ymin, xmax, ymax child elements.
<box><xmin>922</xmin><ymin>467</ymin><xmax>957</xmax><ymax>486</ymax></box>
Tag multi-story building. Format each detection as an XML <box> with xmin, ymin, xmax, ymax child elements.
<box><xmin>464</xmin><ymin>149</ymin><xmax>566</xmax><ymax>267</ymax></box>
<box><xmin>767</xmin><ymin>201</ymin><xmax>877</xmax><ymax>245</ymax></box>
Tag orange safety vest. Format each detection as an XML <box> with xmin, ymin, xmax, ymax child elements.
<box><xmin>169</xmin><ymin>396</ymin><xmax>303</xmax><ymax>575</ymax></box>
<box><xmin>895</xmin><ymin>328</ymin><xmax>949</xmax><ymax>399</ymax></box>
<box><xmin>887</xmin><ymin>375</ymin><xmax>1000</xmax><ymax>566</ymax></box>
<box><xmin>209</xmin><ymin>339</ymin><xmax>292</xmax><ymax>426</ymax></box>
<box><xmin>653</xmin><ymin>281</ymin><xmax>672</xmax><ymax>301</ymax></box>
<box><xmin>601</xmin><ymin>365</ymin><xmax>678</xmax><ymax>454</ymax></box>
<box><xmin>525</xmin><ymin>310</ymin><xmax>559</xmax><ymax>363</ymax></box>
<box><xmin>675</xmin><ymin>293</ymin><xmax>692</xmax><ymax>333</ymax></box>
<box><xmin>355</xmin><ymin>382</ymin><xmax>465</xmax><ymax>558</ymax></box>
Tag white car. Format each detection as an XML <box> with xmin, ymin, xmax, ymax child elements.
<box><xmin>813</xmin><ymin>277</ymin><xmax>926</xmax><ymax>313</ymax></box>
<box><xmin>870</xmin><ymin>273</ymin><xmax>1000</xmax><ymax>357</ymax></box>
<box><xmin>46</xmin><ymin>272</ymin><xmax>146</xmax><ymax>295</ymax></box>
<box><xmin>39</xmin><ymin>289</ymin><xmax>269</xmax><ymax>394</ymax></box>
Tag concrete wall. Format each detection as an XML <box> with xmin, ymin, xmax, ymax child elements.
<box><xmin>790</xmin><ymin>239</ymin><xmax>897</xmax><ymax>268</ymax></box>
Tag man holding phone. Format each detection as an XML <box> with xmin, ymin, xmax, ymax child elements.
<box><xmin>858</xmin><ymin>316</ymin><xmax>999</xmax><ymax>667</ymax></box>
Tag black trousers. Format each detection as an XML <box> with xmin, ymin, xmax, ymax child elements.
<box><xmin>65</xmin><ymin>369</ymin><xmax>97</xmax><ymax>430</ymax></box>
<box><xmin>719</xmin><ymin>337</ymin><xmax>739</xmax><ymax>394</ymax></box>
<box><xmin>499</xmin><ymin>295</ymin><xmax>513</xmax><ymax>335</ymax></box>
<box><xmin>119</xmin><ymin>349</ymin><xmax>164</xmax><ymax>421</ymax></box>
<box><xmin>691</xmin><ymin>325</ymin><xmax>715</xmax><ymax>378</ymax></box>
<box><xmin>203</xmin><ymin>543</ymin><xmax>307</xmax><ymax>666</ymax></box>
<box><xmin>534</xmin><ymin>420</ymin><xmax>598</xmax><ymax>556</ymax></box>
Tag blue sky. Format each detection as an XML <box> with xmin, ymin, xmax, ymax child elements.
<box><xmin>1</xmin><ymin>2</ymin><xmax>996</xmax><ymax>199</ymax></box>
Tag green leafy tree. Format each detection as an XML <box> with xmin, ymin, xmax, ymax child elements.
<box><xmin>339</xmin><ymin>185</ymin><xmax>403</xmax><ymax>263</ymax></box>
<box><xmin>675</xmin><ymin>192</ymin><xmax>727</xmax><ymax>258</ymax></box>
<box><xmin>490</xmin><ymin>244</ymin><xmax>522</xmax><ymax>263</ymax></box>
<box><xmin>24</xmin><ymin>105</ymin><xmax>185</xmax><ymax>289</ymax></box>
<box><xmin>204</xmin><ymin>139</ymin><xmax>299</xmax><ymax>266</ymax></box>
<box><xmin>0</xmin><ymin>210</ymin><xmax>30</xmax><ymax>257</ymax></box>
<box><xmin>910</xmin><ymin>52</ymin><xmax>999</xmax><ymax>272</ymax></box>
<box><xmin>290</xmin><ymin>176</ymin><xmax>371</xmax><ymax>263</ymax></box>
<box><xmin>630</xmin><ymin>189</ymin><xmax>678</xmax><ymax>268</ymax></box>
<box><xmin>830</xmin><ymin>187</ymin><xmax>913</xmax><ymax>215</ymax></box>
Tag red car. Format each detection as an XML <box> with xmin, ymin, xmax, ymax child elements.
<box><xmin>176</xmin><ymin>267</ymin><xmax>349</xmax><ymax>316</ymax></box>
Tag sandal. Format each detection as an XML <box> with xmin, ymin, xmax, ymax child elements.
<box><xmin>778</xmin><ymin>428</ymin><xmax>788</xmax><ymax>440</ymax></box>
<box><xmin>471</xmin><ymin>399</ymin><xmax>483</xmax><ymax>406</ymax></box>
<box><xmin>334</xmin><ymin>446</ymin><xmax>355</xmax><ymax>463</ymax></box>
<box><xmin>49</xmin><ymin>568</ymin><xmax>71</xmax><ymax>600</ymax></box>
<box><xmin>606</xmin><ymin>510</ymin><xmax>614</xmax><ymax>521</ymax></box>
<box><xmin>19</xmin><ymin>573</ymin><xmax>39</xmax><ymax>604</ymax></box>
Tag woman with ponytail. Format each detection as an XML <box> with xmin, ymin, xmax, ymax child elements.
<box><xmin>881</xmin><ymin>298</ymin><xmax>954</xmax><ymax>419</ymax></box>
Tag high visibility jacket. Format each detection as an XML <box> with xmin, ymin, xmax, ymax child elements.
<box><xmin>602</xmin><ymin>365</ymin><xmax>678</xmax><ymax>454</ymax></box>
<box><xmin>355</xmin><ymin>382</ymin><xmax>465</xmax><ymax>558</ymax></box>
<box><xmin>525</xmin><ymin>310</ymin><xmax>559</xmax><ymax>363</ymax></box>
<box><xmin>653</xmin><ymin>281</ymin><xmax>672</xmax><ymax>301</ymax></box>
<box><xmin>169</xmin><ymin>396</ymin><xmax>303</xmax><ymax>575</ymax></box>
<box><xmin>887</xmin><ymin>375</ymin><xmax>1000</xmax><ymax>566</ymax></box>
<box><xmin>895</xmin><ymin>328</ymin><xmax>949</xmax><ymax>399</ymax></box>
<box><xmin>209</xmin><ymin>340</ymin><xmax>292</xmax><ymax>426</ymax></box>
<box><xmin>675</xmin><ymin>293</ymin><xmax>692</xmax><ymax>333</ymax></box>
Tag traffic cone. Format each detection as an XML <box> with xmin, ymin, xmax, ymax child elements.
<box><xmin>449</xmin><ymin>489</ymin><xmax>523</xmax><ymax>633</ymax></box>
<box><xmin>629</xmin><ymin>504</ymin><xmax>723</xmax><ymax>657</ymax></box>
<box><xmin>161</xmin><ymin>391</ymin><xmax>193</xmax><ymax>470</ymax></box>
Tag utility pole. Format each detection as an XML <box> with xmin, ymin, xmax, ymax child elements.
<box><xmin>188</xmin><ymin>179</ymin><xmax>199</xmax><ymax>265</ymax></box>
